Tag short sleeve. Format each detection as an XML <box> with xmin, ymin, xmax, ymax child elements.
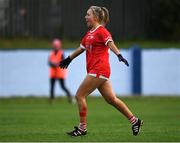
<box><xmin>101</xmin><ymin>28</ymin><xmax>113</xmax><ymax>46</ymax></box>
<box><xmin>80</xmin><ymin>36</ymin><xmax>86</xmax><ymax>50</ymax></box>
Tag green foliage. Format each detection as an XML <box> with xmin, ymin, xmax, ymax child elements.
<box><xmin>0</xmin><ymin>96</ymin><xmax>180</xmax><ymax>142</ymax></box>
<box><xmin>148</xmin><ymin>0</ymin><xmax>180</xmax><ymax>40</ymax></box>
<box><xmin>0</xmin><ymin>38</ymin><xmax>180</xmax><ymax>49</ymax></box>
<box><xmin>0</xmin><ymin>38</ymin><xmax>80</xmax><ymax>49</ymax></box>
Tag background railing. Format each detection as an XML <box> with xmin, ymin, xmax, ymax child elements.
<box><xmin>0</xmin><ymin>0</ymin><xmax>179</xmax><ymax>40</ymax></box>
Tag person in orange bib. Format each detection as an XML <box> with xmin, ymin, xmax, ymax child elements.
<box><xmin>48</xmin><ymin>39</ymin><xmax>72</xmax><ymax>103</ymax></box>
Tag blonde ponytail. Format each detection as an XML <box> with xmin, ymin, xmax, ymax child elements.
<box><xmin>101</xmin><ymin>7</ymin><xmax>109</xmax><ymax>25</ymax></box>
<box><xmin>90</xmin><ymin>6</ymin><xmax>109</xmax><ymax>26</ymax></box>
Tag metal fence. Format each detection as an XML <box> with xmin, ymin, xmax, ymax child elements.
<box><xmin>0</xmin><ymin>0</ymin><xmax>152</xmax><ymax>39</ymax></box>
<box><xmin>1</xmin><ymin>0</ymin><xmax>176</xmax><ymax>40</ymax></box>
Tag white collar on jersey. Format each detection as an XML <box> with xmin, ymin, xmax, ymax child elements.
<box><xmin>90</xmin><ymin>25</ymin><xmax>102</xmax><ymax>33</ymax></box>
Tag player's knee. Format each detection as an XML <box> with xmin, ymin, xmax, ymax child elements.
<box><xmin>106</xmin><ymin>96</ymin><xmax>117</xmax><ymax>105</ymax></box>
<box><xmin>75</xmin><ymin>93</ymin><xmax>82</xmax><ymax>101</ymax></box>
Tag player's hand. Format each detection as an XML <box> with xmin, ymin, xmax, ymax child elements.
<box><xmin>59</xmin><ymin>56</ymin><xmax>72</xmax><ymax>69</ymax></box>
<box><xmin>117</xmin><ymin>54</ymin><xmax>129</xmax><ymax>66</ymax></box>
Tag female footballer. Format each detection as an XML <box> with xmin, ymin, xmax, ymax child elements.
<box><xmin>59</xmin><ymin>6</ymin><xmax>143</xmax><ymax>136</ymax></box>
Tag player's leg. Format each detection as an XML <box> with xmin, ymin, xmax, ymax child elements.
<box><xmin>98</xmin><ymin>80</ymin><xmax>143</xmax><ymax>136</ymax></box>
<box><xmin>50</xmin><ymin>78</ymin><xmax>56</xmax><ymax>100</ymax></box>
<box><xmin>58</xmin><ymin>78</ymin><xmax>72</xmax><ymax>103</ymax></box>
<box><xmin>98</xmin><ymin>80</ymin><xmax>133</xmax><ymax>118</ymax></box>
<box><xmin>76</xmin><ymin>75</ymin><xmax>105</xmax><ymax>128</ymax></box>
<box><xmin>67</xmin><ymin>75</ymin><xmax>106</xmax><ymax>136</ymax></box>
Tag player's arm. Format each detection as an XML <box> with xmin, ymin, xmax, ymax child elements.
<box><xmin>59</xmin><ymin>47</ymin><xmax>85</xmax><ymax>69</ymax></box>
<box><xmin>69</xmin><ymin>47</ymin><xmax>85</xmax><ymax>60</ymax></box>
<box><xmin>107</xmin><ymin>41</ymin><xmax>120</xmax><ymax>55</ymax></box>
<box><xmin>107</xmin><ymin>41</ymin><xmax>129</xmax><ymax>66</ymax></box>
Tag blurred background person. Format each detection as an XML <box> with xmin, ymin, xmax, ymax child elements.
<box><xmin>48</xmin><ymin>38</ymin><xmax>73</xmax><ymax>103</ymax></box>
<box><xmin>11</xmin><ymin>7</ymin><xmax>29</xmax><ymax>37</ymax></box>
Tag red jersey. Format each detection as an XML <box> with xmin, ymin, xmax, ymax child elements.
<box><xmin>80</xmin><ymin>25</ymin><xmax>113</xmax><ymax>79</ymax></box>
<box><xmin>49</xmin><ymin>50</ymin><xmax>67</xmax><ymax>79</ymax></box>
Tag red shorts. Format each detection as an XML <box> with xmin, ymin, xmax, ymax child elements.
<box><xmin>88</xmin><ymin>70</ymin><xmax>110</xmax><ymax>80</ymax></box>
<box><xmin>88</xmin><ymin>73</ymin><xmax>109</xmax><ymax>80</ymax></box>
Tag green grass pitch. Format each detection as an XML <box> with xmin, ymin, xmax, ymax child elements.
<box><xmin>0</xmin><ymin>96</ymin><xmax>180</xmax><ymax>142</ymax></box>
